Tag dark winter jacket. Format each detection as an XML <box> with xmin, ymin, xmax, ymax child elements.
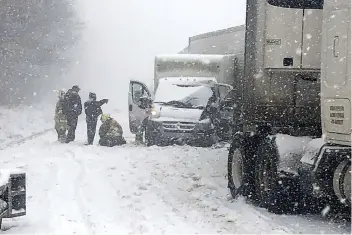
<box><xmin>84</xmin><ymin>99</ymin><xmax>108</xmax><ymax>120</ymax></box>
<box><xmin>64</xmin><ymin>89</ymin><xmax>82</xmax><ymax>117</ymax></box>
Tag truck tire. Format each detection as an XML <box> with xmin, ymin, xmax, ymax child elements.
<box><xmin>228</xmin><ymin>134</ymin><xmax>259</xmax><ymax>201</ymax></box>
<box><xmin>256</xmin><ymin>136</ymin><xmax>301</xmax><ymax>214</ymax></box>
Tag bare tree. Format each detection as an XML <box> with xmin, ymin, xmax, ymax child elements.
<box><xmin>0</xmin><ymin>0</ymin><xmax>82</xmax><ymax>106</ymax></box>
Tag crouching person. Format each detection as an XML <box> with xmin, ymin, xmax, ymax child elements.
<box><xmin>99</xmin><ymin>114</ymin><xmax>126</xmax><ymax>147</ymax></box>
<box><xmin>55</xmin><ymin>90</ymin><xmax>68</xmax><ymax>142</ymax></box>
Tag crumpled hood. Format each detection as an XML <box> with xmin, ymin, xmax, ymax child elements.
<box><xmin>153</xmin><ymin>104</ymin><xmax>204</xmax><ymax>122</ymax></box>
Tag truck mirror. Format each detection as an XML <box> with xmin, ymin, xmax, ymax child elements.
<box><xmin>138</xmin><ymin>97</ymin><xmax>152</xmax><ymax>109</ymax></box>
<box><xmin>220</xmin><ymin>99</ymin><xmax>234</xmax><ymax>110</ymax></box>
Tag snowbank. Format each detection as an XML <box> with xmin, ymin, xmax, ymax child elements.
<box><xmin>300</xmin><ymin>138</ymin><xmax>325</xmax><ymax>166</ymax></box>
<box><xmin>275</xmin><ymin>134</ymin><xmax>313</xmax><ymax>174</ymax></box>
<box><xmin>0</xmin><ymin>104</ymin><xmax>54</xmax><ymax>146</ymax></box>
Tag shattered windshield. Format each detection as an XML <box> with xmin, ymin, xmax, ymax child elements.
<box><xmin>154</xmin><ymin>82</ymin><xmax>213</xmax><ymax>109</ymax></box>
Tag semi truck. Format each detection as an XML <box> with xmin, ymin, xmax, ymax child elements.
<box><xmin>223</xmin><ymin>0</ymin><xmax>350</xmax><ymax>214</ymax></box>
<box><xmin>128</xmin><ymin>54</ymin><xmax>241</xmax><ymax>146</ymax></box>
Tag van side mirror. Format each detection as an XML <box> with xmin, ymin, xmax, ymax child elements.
<box><xmin>138</xmin><ymin>97</ymin><xmax>153</xmax><ymax>109</ymax></box>
<box><xmin>220</xmin><ymin>99</ymin><xmax>234</xmax><ymax>110</ymax></box>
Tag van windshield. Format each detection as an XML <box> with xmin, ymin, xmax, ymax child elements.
<box><xmin>154</xmin><ymin>82</ymin><xmax>214</xmax><ymax>109</ymax></box>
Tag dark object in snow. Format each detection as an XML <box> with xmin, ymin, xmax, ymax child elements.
<box><xmin>0</xmin><ymin>173</ymin><xmax>27</xmax><ymax>230</ymax></box>
<box><xmin>64</xmin><ymin>87</ymin><xmax>82</xmax><ymax>143</ymax></box>
<box><xmin>66</xmin><ymin>117</ymin><xmax>79</xmax><ymax>143</ymax></box>
<box><xmin>55</xmin><ymin>90</ymin><xmax>68</xmax><ymax>142</ymax></box>
<box><xmin>99</xmin><ymin>114</ymin><xmax>126</xmax><ymax>147</ymax></box>
<box><xmin>84</xmin><ymin>92</ymin><xmax>109</xmax><ymax>145</ymax></box>
<box><xmin>255</xmin><ymin>136</ymin><xmax>302</xmax><ymax>214</ymax></box>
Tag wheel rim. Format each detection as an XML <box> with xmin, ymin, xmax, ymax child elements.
<box><xmin>343</xmin><ymin>164</ymin><xmax>351</xmax><ymax>206</ymax></box>
<box><xmin>231</xmin><ymin>149</ymin><xmax>243</xmax><ymax>188</ymax></box>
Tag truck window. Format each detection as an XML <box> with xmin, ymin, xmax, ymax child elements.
<box><xmin>267</xmin><ymin>0</ymin><xmax>323</xmax><ymax>9</ymax></box>
<box><xmin>132</xmin><ymin>83</ymin><xmax>148</xmax><ymax>104</ymax></box>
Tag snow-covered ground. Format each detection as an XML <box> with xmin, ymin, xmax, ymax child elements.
<box><xmin>0</xmin><ymin>105</ymin><xmax>54</xmax><ymax>148</ymax></box>
<box><xmin>0</xmin><ymin>111</ymin><xmax>350</xmax><ymax>234</ymax></box>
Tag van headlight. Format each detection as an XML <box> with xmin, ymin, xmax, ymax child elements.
<box><xmin>150</xmin><ymin>107</ymin><xmax>160</xmax><ymax>118</ymax></box>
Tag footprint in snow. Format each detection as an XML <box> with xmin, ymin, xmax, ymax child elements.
<box><xmin>122</xmin><ymin>195</ymin><xmax>132</xmax><ymax>199</ymax></box>
<box><xmin>138</xmin><ymin>185</ymin><xmax>148</xmax><ymax>191</ymax></box>
<box><xmin>133</xmin><ymin>191</ymin><xmax>143</xmax><ymax>197</ymax></box>
<box><xmin>192</xmin><ymin>183</ymin><xmax>204</xmax><ymax>188</ymax></box>
<box><xmin>191</xmin><ymin>176</ymin><xmax>201</xmax><ymax>181</ymax></box>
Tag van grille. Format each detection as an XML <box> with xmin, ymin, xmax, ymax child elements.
<box><xmin>162</xmin><ymin>121</ymin><xmax>196</xmax><ymax>133</ymax></box>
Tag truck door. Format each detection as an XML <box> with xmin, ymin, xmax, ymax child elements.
<box><xmin>128</xmin><ymin>80</ymin><xmax>152</xmax><ymax>134</ymax></box>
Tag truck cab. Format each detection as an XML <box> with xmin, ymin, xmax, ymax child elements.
<box><xmin>128</xmin><ymin>77</ymin><xmax>234</xmax><ymax>146</ymax></box>
<box><xmin>227</xmin><ymin>0</ymin><xmax>351</xmax><ymax>215</ymax></box>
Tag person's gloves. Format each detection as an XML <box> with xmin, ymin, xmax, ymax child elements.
<box><xmin>103</xmin><ymin>99</ymin><xmax>109</xmax><ymax>104</ymax></box>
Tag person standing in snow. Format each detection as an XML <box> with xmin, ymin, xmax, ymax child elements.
<box><xmin>99</xmin><ymin>114</ymin><xmax>126</xmax><ymax>147</ymax></box>
<box><xmin>64</xmin><ymin>85</ymin><xmax>82</xmax><ymax>143</ymax></box>
<box><xmin>54</xmin><ymin>90</ymin><xmax>68</xmax><ymax>142</ymax></box>
<box><xmin>84</xmin><ymin>92</ymin><xmax>109</xmax><ymax>145</ymax></box>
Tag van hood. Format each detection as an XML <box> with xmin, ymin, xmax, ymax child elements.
<box><xmin>153</xmin><ymin>104</ymin><xmax>204</xmax><ymax>122</ymax></box>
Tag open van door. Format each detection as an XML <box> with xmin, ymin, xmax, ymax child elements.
<box><xmin>128</xmin><ymin>80</ymin><xmax>152</xmax><ymax>134</ymax></box>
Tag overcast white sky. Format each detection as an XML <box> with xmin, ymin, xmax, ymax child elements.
<box><xmin>70</xmin><ymin>0</ymin><xmax>246</xmax><ymax>111</ymax></box>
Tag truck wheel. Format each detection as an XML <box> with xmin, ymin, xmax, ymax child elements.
<box><xmin>256</xmin><ymin>136</ymin><xmax>301</xmax><ymax>214</ymax></box>
<box><xmin>228</xmin><ymin>135</ymin><xmax>259</xmax><ymax>201</ymax></box>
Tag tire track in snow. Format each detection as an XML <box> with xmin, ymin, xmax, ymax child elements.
<box><xmin>65</xmin><ymin>150</ymin><xmax>95</xmax><ymax>235</ymax></box>
<box><xmin>45</xmin><ymin>157</ymin><xmax>66</xmax><ymax>233</ymax></box>
<box><xmin>38</xmin><ymin>148</ymin><xmax>95</xmax><ymax>235</ymax></box>
<box><xmin>0</xmin><ymin>120</ymin><xmax>88</xmax><ymax>151</ymax></box>
<box><xmin>86</xmin><ymin>151</ymin><xmax>152</xmax><ymax>233</ymax></box>
<box><xmin>133</xmin><ymin>147</ymin><xmax>293</xmax><ymax>234</ymax></box>
<box><xmin>117</xmin><ymin>151</ymin><xmax>221</xmax><ymax>234</ymax></box>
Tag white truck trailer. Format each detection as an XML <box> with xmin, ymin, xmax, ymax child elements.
<box><xmin>226</xmin><ymin>0</ymin><xmax>350</xmax><ymax>214</ymax></box>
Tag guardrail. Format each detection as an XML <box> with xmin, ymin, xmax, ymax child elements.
<box><xmin>0</xmin><ymin>128</ymin><xmax>54</xmax><ymax>151</ymax></box>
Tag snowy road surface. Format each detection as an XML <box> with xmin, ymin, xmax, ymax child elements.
<box><xmin>0</xmin><ymin>113</ymin><xmax>350</xmax><ymax>234</ymax></box>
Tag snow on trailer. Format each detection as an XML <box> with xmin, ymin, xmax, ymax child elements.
<box><xmin>275</xmin><ymin>134</ymin><xmax>313</xmax><ymax>175</ymax></box>
<box><xmin>155</xmin><ymin>54</ymin><xmax>225</xmax><ymax>63</ymax></box>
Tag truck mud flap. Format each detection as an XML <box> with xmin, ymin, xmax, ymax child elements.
<box><xmin>7</xmin><ymin>173</ymin><xmax>26</xmax><ymax>218</ymax></box>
